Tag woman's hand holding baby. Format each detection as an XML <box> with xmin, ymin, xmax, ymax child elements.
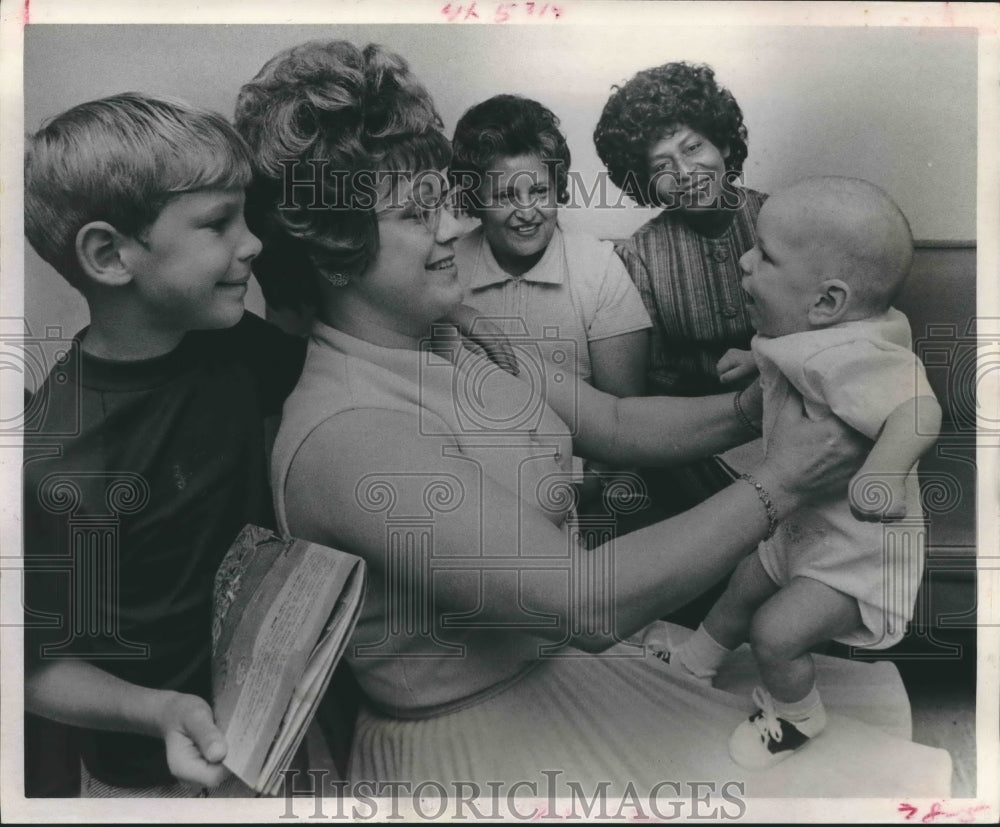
<box><xmin>734</xmin><ymin>379</ymin><xmax>763</xmax><ymax>436</ymax></box>
<box><xmin>754</xmin><ymin>388</ymin><xmax>870</xmax><ymax>519</ymax></box>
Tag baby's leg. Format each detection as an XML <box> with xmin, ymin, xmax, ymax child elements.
<box><xmin>703</xmin><ymin>552</ymin><xmax>780</xmax><ymax>650</ymax></box>
<box><xmin>750</xmin><ymin>576</ymin><xmax>863</xmax><ymax>702</ymax></box>
<box><xmin>729</xmin><ymin>578</ymin><xmax>864</xmax><ymax>769</ymax></box>
<box><xmin>650</xmin><ymin>553</ymin><xmax>778</xmax><ymax>682</ymax></box>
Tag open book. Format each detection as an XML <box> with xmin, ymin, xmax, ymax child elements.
<box><xmin>211</xmin><ymin>524</ymin><xmax>366</xmax><ymax>796</ymax></box>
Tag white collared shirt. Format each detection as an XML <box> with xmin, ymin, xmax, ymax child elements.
<box><xmin>457</xmin><ymin>224</ymin><xmax>651</xmax><ymax>384</ymax></box>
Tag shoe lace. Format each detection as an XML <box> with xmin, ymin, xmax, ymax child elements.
<box><xmin>750</xmin><ymin>687</ymin><xmax>783</xmax><ymax>744</ymax></box>
<box><xmin>642</xmin><ymin>629</ymin><xmax>674</xmax><ymax>662</ymax></box>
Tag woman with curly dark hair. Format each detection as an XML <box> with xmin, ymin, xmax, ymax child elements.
<box><xmin>594</xmin><ymin>61</ymin><xmax>759</xmax><ymax>397</ymax></box>
<box><xmin>451</xmin><ymin>94</ymin><xmax>652</xmax><ymax>505</ymax></box>
<box><xmin>594</xmin><ymin>61</ymin><xmax>765</xmax><ymax>528</ymax></box>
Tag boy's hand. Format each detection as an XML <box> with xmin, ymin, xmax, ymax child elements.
<box><xmin>717</xmin><ymin>348</ymin><xmax>758</xmax><ymax>385</ymax></box>
<box><xmin>157</xmin><ymin>692</ymin><xmax>229</xmax><ymax>788</ymax></box>
<box><xmin>444</xmin><ymin>305</ymin><xmax>519</xmax><ymax>375</ymax></box>
<box><xmin>848</xmin><ymin>470</ymin><xmax>909</xmax><ymax>522</ymax></box>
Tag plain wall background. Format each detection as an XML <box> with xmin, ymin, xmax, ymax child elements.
<box><xmin>22</xmin><ymin>23</ymin><xmax>977</xmax><ymax>343</ymax></box>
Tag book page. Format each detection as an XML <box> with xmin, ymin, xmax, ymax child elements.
<box><xmin>258</xmin><ymin>566</ymin><xmax>366</xmax><ymax>796</ymax></box>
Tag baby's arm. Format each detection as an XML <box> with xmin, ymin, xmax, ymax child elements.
<box><xmin>717</xmin><ymin>348</ymin><xmax>759</xmax><ymax>385</ymax></box>
<box><xmin>849</xmin><ymin>395</ymin><xmax>942</xmax><ymax>521</ymax></box>
<box><xmin>26</xmin><ymin>659</ymin><xmax>229</xmax><ymax>787</ymax></box>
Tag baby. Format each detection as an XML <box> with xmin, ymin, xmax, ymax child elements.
<box><xmin>652</xmin><ymin>177</ymin><xmax>942</xmax><ymax>769</ymax></box>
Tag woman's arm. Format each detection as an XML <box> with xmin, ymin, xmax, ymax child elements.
<box><xmin>585</xmin><ymin>330</ymin><xmax>649</xmax><ymax>487</ymax></box>
<box><xmin>541</xmin><ymin>368</ymin><xmax>755</xmax><ymax>466</ymax></box>
<box><xmin>590</xmin><ymin>330</ymin><xmax>649</xmax><ymax>397</ymax></box>
<box><xmin>26</xmin><ymin>660</ymin><xmax>228</xmax><ymax>787</ymax></box>
<box><xmin>588</xmin><ymin>246</ymin><xmax>651</xmax><ymax>398</ymax></box>
<box><xmin>283</xmin><ymin>391</ymin><xmax>865</xmax><ymax>653</ymax></box>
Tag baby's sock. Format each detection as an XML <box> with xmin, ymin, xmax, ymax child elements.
<box><xmin>675</xmin><ymin>624</ymin><xmax>731</xmax><ymax>679</ymax></box>
<box><xmin>772</xmin><ymin>685</ymin><xmax>827</xmax><ymax>736</ymax></box>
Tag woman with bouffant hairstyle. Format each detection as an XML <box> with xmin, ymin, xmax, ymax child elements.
<box><xmin>229</xmin><ymin>40</ymin><xmax>930</xmax><ymax>795</ymax></box>
<box><xmin>235</xmin><ymin>40</ymin><xmax>454</xmax><ymax>313</ymax></box>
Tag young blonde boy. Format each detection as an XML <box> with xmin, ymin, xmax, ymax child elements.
<box><xmin>23</xmin><ymin>93</ymin><xmax>307</xmax><ymax>796</ymax></box>
<box><xmin>650</xmin><ymin>177</ymin><xmax>942</xmax><ymax>769</ymax></box>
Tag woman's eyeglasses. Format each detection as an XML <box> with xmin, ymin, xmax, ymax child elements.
<box><xmin>374</xmin><ymin>186</ymin><xmax>457</xmax><ymax>234</ymax></box>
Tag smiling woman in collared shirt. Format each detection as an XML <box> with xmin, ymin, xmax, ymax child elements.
<box><xmin>452</xmin><ymin>94</ymin><xmax>652</xmax><ymax>506</ymax></box>
<box><xmin>452</xmin><ymin>95</ymin><xmax>651</xmax><ymax>398</ymax></box>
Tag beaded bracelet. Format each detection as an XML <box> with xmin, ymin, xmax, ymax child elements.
<box><xmin>738</xmin><ymin>472</ymin><xmax>779</xmax><ymax>540</ymax></box>
<box><xmin>733</xmin><ymin>389</ymin><xmax>763</xmax><ymax>436</ymax></box>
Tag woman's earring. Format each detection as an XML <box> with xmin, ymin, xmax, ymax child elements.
<box><xmin>324</xmin><ymin>272</ymin><xmax>349</xmax><ymax>288</ymax></box>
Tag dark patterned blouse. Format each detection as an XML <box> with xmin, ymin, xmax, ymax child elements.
<box><xmin>616</xmin><ymin>187</ymin><xmax>767</xmax><ymax>397</ymax></box>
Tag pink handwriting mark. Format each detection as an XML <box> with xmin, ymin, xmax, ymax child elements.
<box><xmin>898</xmin><ymin>801</ymin><xmax>993</xmax><ymax>823</ymax></box>
<box><xmin>441</xmin><ymin>2</ymin><xmax>479</xmax><ymax>22</ymax></box>
<box><xmin>441</xmin><ymin>2</ymin><xmax>563</xmax><ymax>23</ymax></box>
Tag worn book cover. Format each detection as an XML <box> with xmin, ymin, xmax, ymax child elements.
<box><xmin>211</xmin><ymin>524</ymin><xmax>365</xmax><ymax>795</ymax></box>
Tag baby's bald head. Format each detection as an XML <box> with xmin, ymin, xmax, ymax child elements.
<box><xmin>768</xmin><ymin>177</ymin><xmax>913</xmax><ymax>314</ymax></box>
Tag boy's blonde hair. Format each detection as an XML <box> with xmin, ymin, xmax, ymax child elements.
<box><xmin>25</xmin><ymin>92</ymin><xmax>253</xmax><ymax>289</ymax></box>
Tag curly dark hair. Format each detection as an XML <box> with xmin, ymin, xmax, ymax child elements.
<box><xmin>450</xmin><ymin>94</ymin><xmax>570</xmax><ymax>215</ymax></box>
<box><xmin>234</xmin><ymin>40</ymin><xmax>452</xmax><ymax>310</ymax></box>
<box><xmin>593</xmin><ymin>62</ymin><xmax>748</xmax><ymax>207</ymax></box>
